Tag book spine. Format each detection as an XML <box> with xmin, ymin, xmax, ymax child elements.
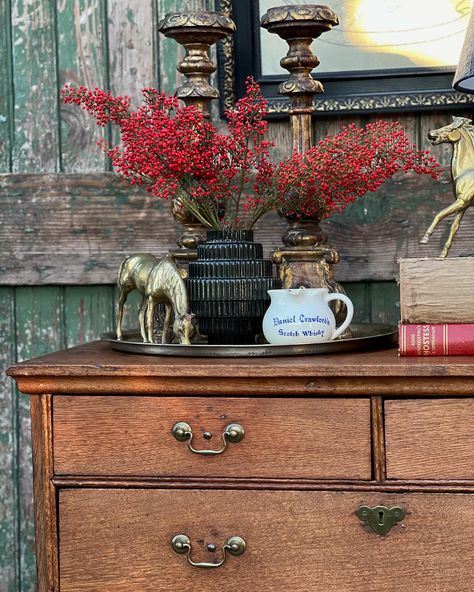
<box><xmin>399</xmin><ymin>324</ymin><xmax>474</xmax><ymax>356</ymax></box>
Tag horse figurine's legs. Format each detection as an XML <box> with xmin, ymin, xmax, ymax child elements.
<box><xmin>440</xmin><ymin>209</ymin><xmax>467</xmax><ymax>257</ymax></box>
<box><xmin>420</xmin><ymin>199</ymin><xmax>467</xmax><ymax>246</ymax></box>
<box><xmin>138</xmin><ymin>296</ymin><xmax>148</xmax><ymax>342</ymax></box>
<box><xmin>146</xmin><ymin>296</ymin><xmax>156</xmax><ymax>343</ymax></box>
<box><xmin>116</xmin><ymin>287</ymin><xmax>132</xmax><ymax>341</ymax></box>
<box><xmin>162</xmin><ymin>303</ymin><xmax>173</xmax><ymax>344</ymax></box>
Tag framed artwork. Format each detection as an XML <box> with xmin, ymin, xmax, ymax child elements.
<box><xmin>217</xmin><ymin>0</ymin><xmax>474</xmax><ymax>115</ymax></box>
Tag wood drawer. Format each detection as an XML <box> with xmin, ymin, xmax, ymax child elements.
<box><xmin>59</xmin><ymin>488</ymin><xmax>474</xmax><ymax>591</ymax></box>
<box><xmin>52</xmin><ymin>396</ymin><xmax>371</xmax><ymax>479</ymax></box>
<box><xmin>385</xmin><ymin>399</ymin><xmax>474</xmax><ymax>480</ymax></box>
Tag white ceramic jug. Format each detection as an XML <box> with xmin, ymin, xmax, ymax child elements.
<box><xmin>262</xmin><ymin>287</ymin><xmax>354</xmax><ymax>345</ymax></box>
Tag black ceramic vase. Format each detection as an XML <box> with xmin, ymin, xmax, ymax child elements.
<box><xmin>187</xmin><ymin>229</ymin><xmax>281</xmax><ymax>345</ymax></box>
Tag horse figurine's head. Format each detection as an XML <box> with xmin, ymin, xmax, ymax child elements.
<box><xmin>428</xmin><ymin>116</ymin><xmax>473</xmax><ymax>146</ymax></box>
<box><xmin>173</xmin><ymin>313</ymin><xmax>196</xmax><ymax>345</ymax></box>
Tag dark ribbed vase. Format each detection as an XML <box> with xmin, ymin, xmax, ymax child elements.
<box><xmin>187</xmin><ymin>229</ymin><xmax>281</xmax><ymax>345</ymax></box>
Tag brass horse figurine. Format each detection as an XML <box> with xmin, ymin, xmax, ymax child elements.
<box><xmin>420</xmin><ymin>116</ymin><xmax>474</xmax><ymax>257</ymax></box>
<box><xmin>116</xmin><ymin>254</ymin><xmax>194</xmax><ymax>344</ymax></box>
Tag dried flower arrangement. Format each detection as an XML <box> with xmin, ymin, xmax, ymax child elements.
<box><xmin>276</xmin><ymin>121</ymin><xmax>440</xmax><ymax>220</ymax></box>
<box><xmin>62</xmin><ymin>79</ymin><xmax>275</xmax><ymax>230</ymax></box>
<box><xmin>62</xmin><ymin>79</ymin><xmax>440</xmax><ymax>228</ymax></box>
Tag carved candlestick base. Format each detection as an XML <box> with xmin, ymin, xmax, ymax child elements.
<box><xmin>158</xmin><ymin>11</ymin><xmax>236</xmax><ymax>263</ymax></box>
<box><xmin>273</xmin><ymin>222</ymin><xmax>347</xmax><ymax>325</ymax></box>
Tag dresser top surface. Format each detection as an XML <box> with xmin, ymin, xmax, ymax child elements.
<box><xmin>7</xmin><ymin>340</ymin><xmax>474</xmax><ymax>379</ymax></box>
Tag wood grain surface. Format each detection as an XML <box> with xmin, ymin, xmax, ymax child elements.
<box><xmin>385</xmin><ymin>399</ymin><xmax>474</xmax><ymax>480</ymax></box>
<box><xmin>52</xmin><ymin>396</ymin><xmax>371</xmax><ymax>479</ymax></box>
<box><xmin>30</xmin><ymin>396</ymin><xmax>58</xmax><ymax>591</ymax></box>
<box><xmin>0</xmin><ymin>288</ymin><xmax>17</xmax><ymax>589</ymax></box>
<box><xmin>2</xmin><ymin>168</ymin><xmax>473</xmax><ymax>284</ymax></box>
<box><xmin>58</xmin><ymin>0</ymin><xmax>108</xmax><ymax>173</ymax></box>
<box><xmin>8</xmin><ymin>341</ymin><xmax>474</xmax><ymax>379</ymax></box>
<box><xmin>11</xmin><ymin>0</ymin><xmax>59</xmax><ymax>175</ymax></box>
<box><xmin>0</xmin><ymin>173</ymin><xmax>173</xmax><ymax>285</ymax></box>
<box><xmin>52</xmin><ymin>476</ymin><xmax>474</xmax><ymax>493</ymax></box>
<box><xmin>0</xmin><ymin>0</ymin><xmax>12</xmax><ymax>173</ymax></box>
<box><xmin>59</xmin><ymin>488</ymin><xmax>474</xmax><ymax>592</ymax></box>
<box><xmin>8</xmin><ymin>343</ymin><xmax>474</xmax><ymax>399</ymax></box>
<box><xmin>371</xmin><ymin>397</ymin><xmax>386</xmax><ymax>482</ymax></box>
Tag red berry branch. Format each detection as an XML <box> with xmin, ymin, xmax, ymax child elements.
<box><xmin>275</xmin><ymin>121</ymin><xmax>440</xmax><ymax>219</ymax></box>
<box><xmin>61</xmin><ymin>79</ymin><xmax>276</xmax><ymax>230</ymax></box>
<box><xmin>62</xmin><ymin>80</ymin><xmax>440</xmax><ymax>229</ymax></box>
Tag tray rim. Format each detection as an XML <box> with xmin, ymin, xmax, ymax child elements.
<box><xmin>102</xmin><ymin>323</ymin><xmax>398</xmax><ymax>357</ymax></box>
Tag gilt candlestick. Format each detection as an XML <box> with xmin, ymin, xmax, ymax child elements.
<box><xmin>261</xmin><ymin>5</ymin><xmax>348</xmax><ymax>325</ymax></box>
<box><xmin>261</xmin><ymin>5</ymin><xmax>337</xmax><ymax>154</ymax></box>
<box><xmin>158</xmin><ymin>12</ymin><xmax>235</xmax><ymax>262</ymax></box>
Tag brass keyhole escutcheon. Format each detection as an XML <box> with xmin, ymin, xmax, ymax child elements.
<box><xmin>356</xmin><ymin>505</ymin><xmax>406</xmax><ymax>536</ymax></box>
<box><xmin>378</xmin><ymin>510</ymin><xmax>385</xmax><ymax>526</ymax></box>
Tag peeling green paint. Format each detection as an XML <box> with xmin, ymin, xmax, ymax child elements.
<box><xmin>127</xmin><ymin>8</ymin><xmax>136</xmax><ymax>24</ymax></box>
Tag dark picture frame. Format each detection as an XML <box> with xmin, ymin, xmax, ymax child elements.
<box><xmin>216</xmin><ymin>0</ymin><xmax>474</xmax><ymax>116</ymax></box>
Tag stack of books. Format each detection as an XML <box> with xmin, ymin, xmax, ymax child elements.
<box><xmin>398</xmin><ymin>257</ymin><xmax>474</xmax><ymax>356</ymax></box>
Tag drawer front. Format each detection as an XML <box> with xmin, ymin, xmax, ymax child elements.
<box><xmin>385</xmin><ymin>399</ymin><xmax>474</xmax><ymax>480</ymax></box>
<box><xmin>53</xmin><ymin>396</ymin><xmax>371</xmax><ymax>479</ymax></box>
<box><xmin>59</xmin><ymin>488</ymin><xmax>474</xmax><ymax>592</ymax></box>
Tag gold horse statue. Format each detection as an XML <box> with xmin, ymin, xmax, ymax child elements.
<box><xmin>420</xmin><ymin>116</ymin><xmax>474</xmax><ymax>257</ymax></box>
<box><xmin>116</xmin><ymin>254</ymin><xmax>194</xmax><ymax>344</ymax></box>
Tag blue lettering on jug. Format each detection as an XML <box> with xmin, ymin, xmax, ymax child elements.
<box><xmin>299</xmin><ymin>313</ymin><xmax>330</xmax><ymax>325</ymax></box>
<box><xmin>301</xmin><ymin>329</ymin><xmax>325</xmax><ymax>337</ymax></box>
<box><xmin>272</xmin><ymin>313</ymin><xmax>330</xmax><ymax>329</ymax></box>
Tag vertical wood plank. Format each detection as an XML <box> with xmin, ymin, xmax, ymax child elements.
<box><xmin>15</xmin><ymin>287</ymin><xmax>65</xmax><ymax>592</ymax></box>
<box><xmin>11</xmin><ymin>0</ymin><xmax>60</xmax><ymax>173</ymax></box>
<box><xmin>157</xmin><ymin>0</ymin><xmax>183</xmax><ymax>94</ymax></box>
<box><xmin>266</xmin><ymin>119</ymin><xmax>293</xmax><ymax>161</ymax></box>
<box><xmin>57</xmin><ymin>0</ymin><xmax>108</xmax><ymax>172</ymax></box>
<box><xmin>342</xmin><ymin>282</ymin><xmax>371</xmax><ymax>324</ymax></box>
<box><xmin>106</xmin><ymin>0</ymin><xmax>156</xmax><ymax>150</ymax></box>
<box><xmin>157</xmin><ymin>0</ymin><xmax>209</xmax><ymax>94</ymax></box>
<box><xmin>29</xmin><ymin>395</ymin><xmax>59</xmax><ymax>592</ymax></box>
<box><xmin>0</xmin><ymin>288</ymin><xmax>19</xmax><ymax>592</ymax></box>
<box><xmin>107</xmin><ymin>1</ymin><xmax>155</xmax><ymax>107</ymax></box>
<box><xmin>370</xmin><ymin>281</ymin><xmax>400</xmax><ymax>325</ymax></box>
<box><xmin>0</xmin><ymin>0</ymin><xmax>13</xmax><ymax>172</ymax></box>
<box><xmin>64</xmin><ymin>286</ymin><xmax>115</xmax><ymax>346</ymax></box>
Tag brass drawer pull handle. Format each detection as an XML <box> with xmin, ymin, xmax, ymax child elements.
<box><xmin>171</xmin><ymin>534</ymin><xmax>246</xmax><ymax>568</ymax></box>
<box><xmin>171</xmin><ymin>421</ymin><xmax>244</xmax><ymax>455</ymax></box>
<box><xmin>356</xmin><ymin>505</ymin><xmax>406</xmax><ymax>536</ymax></box>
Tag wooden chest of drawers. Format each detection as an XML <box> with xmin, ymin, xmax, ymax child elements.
<box><xmin>8</xmin><ymin>343</ymin><xmax>474</xmax><ymax>591</ymax></box>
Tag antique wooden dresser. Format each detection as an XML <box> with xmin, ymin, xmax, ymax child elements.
<box><xmin>7</xmin><ymin>342</ymin><xmax>474</xmax><ymax>591</ymax></box>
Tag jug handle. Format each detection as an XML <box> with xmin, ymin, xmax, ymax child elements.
<box><xmin>324</xmin><ymin>293</ymin><xmax>354</xmax><ymax>339</ymax></box>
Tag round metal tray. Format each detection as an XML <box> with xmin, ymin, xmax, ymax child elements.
<box><xmin>103</xmin><ymin>323</ymin><xmax>397</xmax><ymax>357</ymax></box>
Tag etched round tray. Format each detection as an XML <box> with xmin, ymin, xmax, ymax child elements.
<box><xmin>103</xmin><ymin>323</ymin><xmax>397</xmax><ymax>357</ymax></box>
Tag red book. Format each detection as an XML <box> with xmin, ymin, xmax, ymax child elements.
<box><xmin>399</xmin><ymin>324</ymin><xmax>474</xmax><ymax>356</ymax></box>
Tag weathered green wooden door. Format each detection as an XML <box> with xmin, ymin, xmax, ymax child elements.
<box><xmin>0</xmin><ymin>1</ymin><xmax>469</xmax><ymax>590</ymax></box>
